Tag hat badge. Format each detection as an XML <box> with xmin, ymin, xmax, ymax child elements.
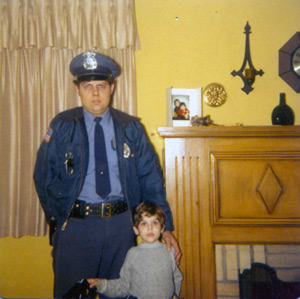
<box><xmin>83</xmin><ymin>52</ymin><xmax>97</xmax><ymax>70</ymax></box>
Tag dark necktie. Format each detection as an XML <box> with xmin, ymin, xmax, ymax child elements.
<box><xmin>94</xmin><ymin>117</ymin><xmax>111</xmax><ymax>199</ymax></box>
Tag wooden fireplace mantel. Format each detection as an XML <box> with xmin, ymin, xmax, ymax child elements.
<box><xmin>158</xmin><ymin>125</ymin><xmax>300</xmax><ymax>299</ymax></box>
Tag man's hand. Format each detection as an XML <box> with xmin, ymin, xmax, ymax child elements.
<box><xmin>162</xmin><ymin>231</ymin><xmax>182</xmax><ymax>265</ymax></box>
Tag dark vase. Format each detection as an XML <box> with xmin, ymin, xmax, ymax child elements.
<box><xmin>271</xmin><ymin>93</ymin><xmax>295</xmax><ymax>125</ymax></box>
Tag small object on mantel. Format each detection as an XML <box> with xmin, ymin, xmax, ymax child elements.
<box><xmin>271</xmin><ymin>93</ymin><xmax>295</xmax><ymax>125</ymax></box>
<box><xmin>191</xmin><ymin>115</ymin><xmax>244</xmax><ymax>127</ymax></box>
<box><xmin>191</xmin><ymin>115</ymin><xmax>214</xmax><ymax>126</ymax></box>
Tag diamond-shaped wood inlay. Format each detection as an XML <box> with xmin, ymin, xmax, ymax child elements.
<box><xmin>256</xmin><ymin>165</ymin><xmax>282</xmax><ymax>214</ymax></box>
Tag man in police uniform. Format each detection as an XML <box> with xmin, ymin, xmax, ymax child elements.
<box><xmin>34</xmin><ymin>52</ymin><xmax>181</xmax><ymax>298</ymax></box>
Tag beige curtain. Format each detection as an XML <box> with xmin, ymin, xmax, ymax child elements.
<box><xmin>0</xmin><ymin>0</ymin><xmax>140</xmax><ymax>237</ymax></box>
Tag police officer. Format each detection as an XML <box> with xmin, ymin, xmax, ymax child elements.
<box><xmin>34</xmin><ymin>52</ymin><xmax>181</xmax><ymax>298</ymax></box>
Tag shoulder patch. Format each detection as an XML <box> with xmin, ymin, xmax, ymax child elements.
<box><xmin>43</xmin><ymin>127</ymin><xmax>53</xmax><ymax>143</ymax></box>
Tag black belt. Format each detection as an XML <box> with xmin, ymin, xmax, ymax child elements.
<box><xmin>70</xmin><ymin>200</ymin><xmax>128</xmax><ymax>219</ymax></box>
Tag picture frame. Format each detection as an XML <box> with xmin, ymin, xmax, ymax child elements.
<box><xmin>166</xmin><ymin>87</ymin><xmax>202</xmax><ymax>126</ymax></box>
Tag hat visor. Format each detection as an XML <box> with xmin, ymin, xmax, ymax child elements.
<box><xmin>76</xmin><ymin>74</ymin><xmax>111</xmax><ymax>82</ymax></box>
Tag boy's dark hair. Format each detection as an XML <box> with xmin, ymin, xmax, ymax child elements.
<box><xmin>133</xmin><ymin>202</ymin><xmax>166</xmax><ymax>228</ymax></box>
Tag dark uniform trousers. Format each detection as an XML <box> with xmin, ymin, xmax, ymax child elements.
<box><xmin>52</xmin><ymin>210</ymin><xmax>135</xmax><ymax>298</ymax></box>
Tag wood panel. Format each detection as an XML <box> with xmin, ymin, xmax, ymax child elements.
<box><xmin>211</xmin><ymin>151</ymin><xmax>300</xmax><ymax>224</ymax></box>
<box><xmin>158</xmin><ymin>126</ymin><xmax>300</xmax><ymax>299</ymax></box>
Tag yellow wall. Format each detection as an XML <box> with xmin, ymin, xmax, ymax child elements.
<box><xmin>1</xmin><ymin>0</ymin><xmax>300</xmax><ymax>298</ymax></box>
<box><xmin>0</xmin><ymin>236</ymin><xmax>53</xmax><ymax>298</ymax></box>
<box><xmin>135</xmin><ymin>0</ymin><xmax>300</xmax><ymax>156</ymax></box>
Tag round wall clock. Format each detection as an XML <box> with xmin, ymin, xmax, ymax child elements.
<box><xmin>279</xmin><ymin>32</ymin><xmax>300</xmax><ymax>93</ymax></box>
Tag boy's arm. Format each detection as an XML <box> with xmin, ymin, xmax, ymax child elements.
<box><xmin>87</xmin><ymin>251</ymin><xmax>132</xmax><ymax>297</ymax></box>
<box><xmin>169</xmin><ymin>247</ymin><xmax>183</xmax><ymax>298</ymax></box>
<box><xmin>173</xmin><ymin>264</ymin><xmax>183</xmax><ymax>298</ymax></box>
<box><xmin>88</xmin><ymin>277</ymin><xmax>129</xmax><ymax>297</ymax></box>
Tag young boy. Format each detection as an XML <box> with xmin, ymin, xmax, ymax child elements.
<box><xmin>88</xmin><ymin>201</ymin><xmax>183</xmax><ymax>299</ymax></box>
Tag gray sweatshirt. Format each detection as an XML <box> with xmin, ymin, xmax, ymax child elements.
<box><xmin>98</xmin><ymin>242</ymin><xmax>183</xmax><ymax>299</ymax></box>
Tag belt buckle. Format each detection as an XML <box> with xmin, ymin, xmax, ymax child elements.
<box><xmin>102</xmin><ymin>203</ymin><xmax>112</xmax><ymax>218</ymax></box>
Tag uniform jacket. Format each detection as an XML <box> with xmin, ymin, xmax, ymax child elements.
<box><xmin>33</xmin><ymin>107</ymin><xmax>174</xmax><ymax>231</ymax></box>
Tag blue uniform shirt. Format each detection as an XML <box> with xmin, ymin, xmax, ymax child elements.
<box><xmin>78</xmin><ymin>108</ymin><xmax>124</xmax><ymax>203</ymax></box>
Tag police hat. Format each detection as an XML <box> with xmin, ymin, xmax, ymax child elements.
<box><xmin>69</xmin><ymin>52</ymin><xmax>119</xmax><ymax>82</ymax></box>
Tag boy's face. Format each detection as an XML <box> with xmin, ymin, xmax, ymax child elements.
<box><xmin>133</xmin><ymin>213</ymin><xmax>165</xmax><ymax>244</ymax></box>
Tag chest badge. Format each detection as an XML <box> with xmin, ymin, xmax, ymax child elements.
<box><xmin>123</xmin><ymin>143</ymin><xmax>131</xmax><ymax>158</ymax></box>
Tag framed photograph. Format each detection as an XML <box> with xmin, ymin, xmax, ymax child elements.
<box><xmin>166</xmin><ymin>87</ymin><xmax>202</xmax><ymax>126</ymax></box>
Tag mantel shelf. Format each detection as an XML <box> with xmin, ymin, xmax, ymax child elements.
<box><xmin>158</xmin><ymin>125</ymin><xmax>300</xmax><ymax>138</ymax></box>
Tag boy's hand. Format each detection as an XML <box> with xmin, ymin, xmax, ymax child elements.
<box><xmin>87</xmin><ymin>278</ymin><xmax>100</xmax><ymax>290</ymax></box>
<box><xmin>162</xmin><ymin>231</ymin><xmax>182</xmax><ymax>265</ymax></box>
